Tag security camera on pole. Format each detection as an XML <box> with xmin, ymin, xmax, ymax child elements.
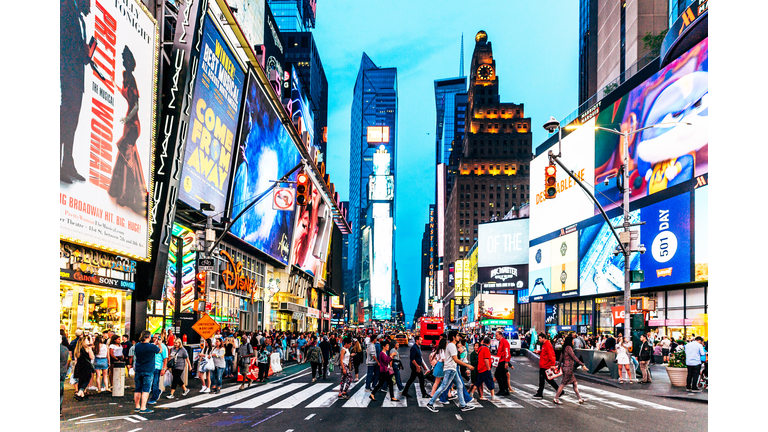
<box><xmin>542</xmin><ymin>116</ymin><xmax>690</xmax><ymax>342</ymax></box>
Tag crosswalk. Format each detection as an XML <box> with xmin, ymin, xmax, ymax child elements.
<box><xmin>155</xmin><ymin>370</ymin><xmax>684</xmax><ymax>413</ymax></box>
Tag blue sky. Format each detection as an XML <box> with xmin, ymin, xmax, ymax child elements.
<box><xmin>312</xmin><ymin>0</ymin><xmax>579</xmax><ymax>325</ymax></box>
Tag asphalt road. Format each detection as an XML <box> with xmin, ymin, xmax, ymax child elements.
<box><xmin>60</xmin><ymin>346</ymin><xmax>706</xmax><ymax>432</ymax></box>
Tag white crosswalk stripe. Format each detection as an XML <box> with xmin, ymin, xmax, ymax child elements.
<box><xmin>160</xmin><ymin>384</ymin><xmax>243</xmax><ymax>409</ymax></box>
<box><xmin>269</xmin><ymin>383</ymin><xmax>335</xmax><ymax>409</ymax></box>
<box><xmin>506</xmin><ymin>385</ymin><xmax>557</xmax><ymax>408</ymax></box>
<box><xmin>485</xmin><ymin>395</ymin><xmax>524</xmax><ymax>409</ymax></box>
<box><xmin>525</xmin><ymin>386</ymin><xmax>597</xmax><ymax>409</ymax></box>
<box><xmin>306</xmin><ymin>392</ymin><xmax>343</xmax><ymax>408</ymax></box>
<box><xmin>230</xmin><ymin>383</ymin><xmax>305</xmax><ymax>409</ymax></box>
<box><xmin>192</xmin><ymin>383</ymin><xmax>280</xmax><ymax>408</ymax></box>
<box><xmin>382</xmin><ymin>392</ymin><xmax>407</xmax><ymax>408</ymax></box>
<box><xmin>452</xmin><ymin>398</ymin><xmax>483</xmax><ymax>408</ymax></box>
<box><xmin>342</xmin><ymin>385</ymin><xmax>373</xmax><ymax>408</ymax></box>
<box><xmin>520</xmin><ymin>384</ymin><xmax>636</xmax><ymax>410</ymax></box>
<box><xmin>577</xmin><ymin>385</ymin><xmax>684</xmax><ymax>412</ymax></box>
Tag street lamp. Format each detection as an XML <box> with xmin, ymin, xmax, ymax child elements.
<box><xmin>545</xmin><ymin>118</ymin><xmax>691</xmax><ymax>343</ymax></box>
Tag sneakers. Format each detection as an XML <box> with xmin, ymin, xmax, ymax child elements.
<box><xmin>183</xmin><ymin>388</ymin><xmax>190</xmax><ymax>396</ymax></box>
<box><xmin>553</xmin><ymin>398</ymin><xmax>563</xmax><ymax>405</ymax></box>
<box><xmin>139</xmin><ymin>408</ymin><xmax>154</xmax><ymax>414</ymax></box>
<box><xmin>134</xmin><ymin>408</ymin><xmax>141</xmax><ymax>413</ymax></box>
<box><xmin>426</xmin><ymin>403</ymin><xmax>439</xmax><ymax>413</ymax></box>
<box><xmin>448</xmin><ymin>395</ymin><xmax>458</xmax><ymax>401</ymax></box>
<box><xmin>201</xmin><ymin>387</ymin><xmax>210</xmax><ymax>393</ymax></box>
<box><xmin>461</xmin><ymin>404</ymin><xmax>475</xmax><ymax>412</ymax></box>
<box><xmin>532</xmin><ymin>394</ymin><xmax>544</xmax><ymax>399</ymax></box>
<box><xmin>166</xmin><ymin>394</ymin><xmax>175</xmax><ymax>399</ymax></box>
<box><xmin>147</xmin><ymin>399</ymin><xmax>158</xmax><ymax>405</ymax></box>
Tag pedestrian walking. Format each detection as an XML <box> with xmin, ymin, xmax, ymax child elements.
<box><xmin>166</xmin><ymin>339</ymin><xmax>191</xmax><ymax>399</ymax></box>
<box><xmin>210</xmin><ymin>338</ymin><xmax>226</xmax><ymax>394</ymax></box>
<box><xmin>402</xmin><ymin>335</ymin><xmax>430</xmax><ymax>398</ymax></box>
<box><xmin>616</xmin><ymin>335</ymin><xmax>633</xmax><ymax>384</ymax></box>
<box><xmin>533</xmin><ymin>332</ymin><xmax>562</xmax><ymax>399</ymax></box>
<box><xmin>369</xmin><ymin>340</ymin><xmax>398</xmax><ymax>401</ymax></box>
<box><xmin>425</xmin><ymin>331</ymin><xmax>475</xmax><ymax>413</ymax></box>
<box><xmin>390</xmin><ymin>341</ymin><xmax>405</xmax><ymax>392</ymax></box>
<box><xmin>466</xmin><ymin>342</ymin><xmax>480</xmax><ymax>398</ymax></box>
<box><xmin>684</xmin><ymin>337</ymin><xmax>707</xmax><ymax>392</ymax></box>
<box><xmin>494</xmin><ymin>330</ymin><xmax>513</xmax><ymax>396</ymax></box>
<box><xmin>552</xmin><ymin>336</ymin><xmax>587</xmax><ymax>405</ymax></box>
<box><xmin>93</xmin><ymin>334</ymin><xmax>111</xmax><ymax>392</ymax></box>
<box><xmin>429</xmin><ymin>338</ymin><xmax>447</xmax><ymax>397</ymax></box>
<box><xmin>224</xmin><ymin>337</ymin><xmax>236</xmax><ymax>378</ymax></box>
<box><xmin>198</xmin><ymin>339</ymin><xmax>212</xmax><ymax>393</ymax></box>
<box><xmin>351</xmin><ymin>339</ymin><xmax>364</xmax><ymax>381</ymax></box>
<box><xmin>338</xmin><ymin>337</ymin><xmax>354</xmax><ymax>399</ymax></box>
<box><xmin>61</xmin><ymin>335</ymin><xmax>70</xmax><ymax>414</ymax></box>
<box><xmin>307</xmin><ymin>339</ymin><xmax>323</xmax><ymax>382</ymax></box>
<box><xmin>473</xmin><ymin>337</ymin><xmax>496</xmax><ymax>401</ymax></box>
<box><xmin>133</xmin><ymin>331</ymin><xmax>160</xmax><ymax>414</ymax></box>
<box><xmin>661</xmin><ymin>336</ymin><xmax>671</xmax><ymax>363</ymax></box>
<box><xmin>319</xmin><ymin>336</ymin><xmax>332</xmax><ymax>380</ymax></box>
<box><xmin>148</xmin><ymin>334</ymin><xmax>168</xmax><ymax>404</ymax></box>
<box><xmin>364</xmin><ymin>335</ymin><xmax>380</xmax><ymax>390</ymax></box>
<box><xmin>638</xmin><ymin>334</ymin><xmax>653</xmax><ymax>383</ymax></box>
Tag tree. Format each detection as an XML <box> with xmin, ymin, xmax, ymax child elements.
<box><xmin>642</xmin><ymin>29</ymin><xmax>669</xmax><ymax>58</ymax></box>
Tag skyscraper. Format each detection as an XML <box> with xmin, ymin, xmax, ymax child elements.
<box><xmin>347</xmin><ymin>53</ymin><xmax>397</xmax><ymax>323</ymax></box>
<box><xmin>267</xmin><ymin>0</ymin><xmax>316</xmax><ymax>32</ymax></box>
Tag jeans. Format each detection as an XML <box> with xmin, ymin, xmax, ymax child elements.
<box><xmin>134</xmin><ymin>371</ymin><xmax>154</xmax><ymax>394</ymax></box>
<box><xmin>439</xmin><ymin>381</ymin><xmax>473</xmax><ymax>403</ymax></box>
<box><xmin>639</xmin><ymin>360</ymin><xmax>651</xmax><ymax>382</ymax></box>
<box><xmin>686</xmin><ymin>364</ymin><xmax>701</xmax><ymax>389</ymax></box>
<box><xmin>212</xmin><ymin>367</ymin><xmax>225</xmax><ymax>389</ymax></box>
<box><xmin>224</xmin><ymin>356</ymin><xmax>235</xmax><ymax>376</ymax></box>
<box><xmin>311</xmin><ymin>362</ymin><xmax>321</xmax><ymax>379</ymax></box>
<box><xmin>365</xmin><ymin>364</ymin><xmax>379</xmax><ymax>389</ymax></box>
<box><xmin>149</xmin><ymin>369</ymin><xmax>163</xmax><ymax>401</ymax></box>
<box><xmin>429</xmin><ymin>369</ymin><xmax>466</xmax><ymax>407</ymax></box>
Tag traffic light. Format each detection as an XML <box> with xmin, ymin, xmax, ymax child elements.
<box><xmin>196</xmin><ymin>271</ymin><xmax>206</xmax><ymax>297</ymax></box>
<box><xmin>296</xmin><ymin>171</ymin><xmax>310</xmax><ymax>206</ymax></box>
<box><xmin>545</xmin><ymin>164</ymin><xmax>557</xmax><ymax>199</ymax></box>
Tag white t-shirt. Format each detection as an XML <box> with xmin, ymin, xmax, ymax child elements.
<box><xmin>96</xmin><ymin>344</ymin><xmax>109</xmax><ymax>358</ymax></box>
<box><xmin>341</xmin><ymin>348</ymin><xmax>350</xmax><ymax>368</ymax></box>
<box><xmin>443</xmin><ymin>342</ymin><xmax>458</xmax><ymax>371</ymax></box>
<box><xmin>109</xmin><ymin>344</ymin><xmax>123</xmax><ymax>358</ymax></box>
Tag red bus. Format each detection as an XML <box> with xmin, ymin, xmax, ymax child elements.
<box><xmin>419</xmin><ymin>317</ymin><xmax>444</xmax><ymax>349</ymax></box>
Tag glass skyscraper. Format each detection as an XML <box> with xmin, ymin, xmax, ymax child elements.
<box><xmin>434</xmin><ymin>77</ymin><xmax>467</xmax><ymax>203</ymax></box>
<box><xmin>267</xmin><ymin>0</ymin><xmax>316</xmax><ymax>32</ymax></box>
<box><xmin>347</xmin><ymin>53</ymin><xmax>397</xmax><ymax>322</ymax></box>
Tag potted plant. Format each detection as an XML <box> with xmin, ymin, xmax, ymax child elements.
<box><xmin>665</xmin><ymin>348</ymin><xmax>688</xmax><ymax>386</ymax></box>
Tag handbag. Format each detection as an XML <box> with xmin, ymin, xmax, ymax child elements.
<box><xmin>167</xmin><ymin>351</ymin><xmax>177</xmax><ymax>369</ymax></box>
<box><xmin>545</xmin><ymin>366</ymin><xmax>562</xmax><ymax>380</ymax></box>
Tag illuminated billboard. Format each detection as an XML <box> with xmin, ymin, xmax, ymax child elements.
<box><xmin>369</xmin><ymin>175</ymin><xmax>394</xmax><ymax>200</ymax></box>
<box><xmin>373</xmin><ymin>152</ymin><xmax>391</xmax><ymax>175</ymax></box>
<box><xmin>59</xmin><ymin>0</ymin><xmax>158</xmax><ymax>260</ymax></box>
<box><xmin>373</xmin><ymin>202</ymin><xmax>390</xmax><ymax>219</ymax></box>
<box><xmin>290</xmin><ymin>65</ymin><xmax>314</xmax><ymax>147</ymax></box>
<box><xmin>372</xmin><ymin>217</ymin><xmax>393</xmax><ymax>320</ymax></box>
<box><xmin>291</xmin><ymin>183</ymin><xmax>322</xmax><ymax>276</ymax></box>
<box><xmin>230</xmin><ymin>71</ymin><xmax>302</xmax><ymax>265</ymax></box>
<box><xmin>367</xmin><ymin>126</ymin><xmax>390</xmax><ymax>144</ymax></box>
<box><xmin>578</xmin><ymin>192</ymin><xmax>692</xmax><ymax>296</ymax></box>
<box><xmin>455</xmin><ymin>259</ymin><xmax>471</xmax><ymax>299</ymax></box>
<box><xmin>477</xmin><ymin>293</ymin><xmax>515</xmax><ymax>321</ymax></box>
<box><xmin>478</xmin><ymin>219</ymin><xmax>529</xmax><ymax>267</ymax></box>
<box><xmin>594</xmin><ymin>38</ymin><xmax>708</xmax><ymax>213</ymax></box>
<box><xmin>479</xmin><ymin>265</ymin><xmax>528</xmax><ymax>290</ymax></box>
<box><xmin>166</xmin><ymin>223</ymin><xmax>197</xmax><ymax>314</ymax></box>
<box><xmin>528</xmin><ymin>232</ymin><xmax>579</xmax><ymax>302</ymax></box>
<box><xmin>529</xmin><ymin>118</ymin><xmax>596</xmax><ymax>240</ymax></box>
<box><xmin>229</xmin><ymin>0</ymin><xmax>266</xmax><ymax>48</ymax></box>
<box><xmin>179</xmin><ymin>14</ymin><xmax>245</xmax><ymax>216</ymax></box>
<box><xmin>695</xmin><ymin>183</ymin><xmax>708</xmax><ymax>281</ymax></box>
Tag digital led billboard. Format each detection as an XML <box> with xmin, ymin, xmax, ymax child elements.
<box><xmin>230</xmin><ymin>71</ymin><xmax>302</xmax><ymax>265</ymax></box>
<box><xmin>477</xmin><ymin>293</ymin><xmax>515</xmax><ymax>321</ymax></box>
<box><xmin>372</xmin><ymin>216</ymin><xmax>393</xmax><ymax>320</ymax></box>
<box><xmin>290</xmin><ymin>183</ymin><xmax>322</xmax><ymax>275</ymax></box>
<box><xmin>166</xmin><ymin>223</ymin><xmax>197</xmax><ymax>314</ymax></box>
<box><xmin>369</xmin><ymin>175</ymin><xmax>394</xmax><ymax>200</ymax></box>
<box><xmin>695</xmin><ymin>184</ymin><xmax>708</xmax><ymax>281</ymax></box>
<box><xmin>578</xmin><ymin>192</ymin><xmax>691</xmax><ymax>296</ymax></box>
<box><xmin>178</xmin><ymin>14</ymin><xmax>245</xmax><ymax>216</ymax></box>
<box><xmin>229</xmin><ymin>0</ymin><xmax>266</xmax><ymax>48</ymax></box>
<box><xmin>373</xmin><ymin>152</ymin><xmax>391</xmax><ymax>175</ymax></box>
<box><xmin>59</xmin><ymin>0</ymin><xmax>158</xmax><ymax>260</ymax></box>
<box><xmin>529</xmin><ymin>118</ymin><xmax>596</xmax><ymax>240</ymax></box>
<box><xmin>528</xmin><ymin>231</ymin><xmax>579</xmax><ymax>301</ymax></box>
<box><xmin>290</xmin><ymin>65</ymin><xmax>314</xmax><ymax>146</ymax></box>
<box><xmin>478</xmin><ymin>219</ymin><xmax>529</xmax><ymax>267</ymax></box>
<box><xmin>594</xmin><ymin>38</ymin><xmax>708</xmax><ymax>213</ymax></box>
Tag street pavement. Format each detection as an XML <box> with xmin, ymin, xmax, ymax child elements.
<box><xmin>60</xmin><ymin>347</ymin><xmax>706</xmax><ymax>431</ymax></box>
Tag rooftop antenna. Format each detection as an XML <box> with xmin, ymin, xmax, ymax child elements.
<box><xmin>459</xmin><ymin>33</ymin><xmax>465</xmax><ymax>77</ymax></box>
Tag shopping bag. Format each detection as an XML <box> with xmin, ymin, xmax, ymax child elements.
<box><xmin>163</xmin><ymin>370</ymin><xmax>173</xmax><ymax>387</ymax></box>
<box><xmin>545</xmin><ymin>366</ymin><xmax>562</xmax><ymax>380</ymax></box>
<box><xmin>128</xmin><ymin>367</ymin><xmax>135</xmax><ymax>378</ymax></box>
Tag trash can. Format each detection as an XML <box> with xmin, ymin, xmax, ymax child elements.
<box><xmin>112</xmin><ymin>361</ymin><xmax>126</xmax><ymax>397</ymax></box>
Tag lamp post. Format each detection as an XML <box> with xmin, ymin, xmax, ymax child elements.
<box><xmin>544</xmin><ymin>117</ymin><xmax>690</xmax><ymax>342</ymax></box>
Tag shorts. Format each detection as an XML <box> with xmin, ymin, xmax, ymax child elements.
<box><xmin>134</xmin><ymin>371</ymin><xmax>154</xmax><ymax>394</ymax></box>
<box><xmin>475</xmin><ymin>370</ymin><xmax>494</xmax><ymax>390</ymax></box>
<box><xmin>662</xmin><ymin>348</ymin><xmax>670</xmax><ymax>356</ymax></box>
<box><xmin>238</xmin><ymin>362</ymin><xmax>250</xmax><ymax>376</ymax></box>
<box><xmin>94</xmin><ymin>357</ymin><xmax>109</xmax><ymax>370</ymax></box>
<box><xmin>433</xmin><ymin>362</ymin><xmax>444</xmax><ymax>378</ymax></box>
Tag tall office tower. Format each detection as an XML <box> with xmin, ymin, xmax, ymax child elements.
<box><xmin>442</xmin><ymin>31</ymin><xmax>532</xmax><ymax>323</ymax></box>
<box><xmin>347</xmin><ymin>53</ymin><xmax>397</xmax><ymax>323</ymax></box>
<box><xmin>447</xmin><ymin>92</ymin><xmax>468</xmax><ymax>200</ymax></box>
<box><xmin>267</xmin><ymin>0</ymin><xmax>316</xmax><ymax>32</ymax></box>
<box><xmin>434</xmin><ymin>78</ymin><xmax>468</xmax><ymax>201</ymax></box>
<box><xmin>283</xmin><ymin>32</ymin><xmax>329</xmax><ymax>156</ymax></box>
<box><xmin>414</xmin><ymin>222</ymin><xmax>430</xmax><ymax>321</ymax></box>
<box><xmin>579</xmin><ymin>0</ymin><xmax>598</xmax><ymax>106</ymax></box>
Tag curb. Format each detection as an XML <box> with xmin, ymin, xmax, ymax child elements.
<box><xmin>656</xmin><ymin>393</ymin><xmax>708</xmax><ymax>404</ymax></box>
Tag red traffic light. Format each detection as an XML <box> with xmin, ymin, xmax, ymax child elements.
<box><xmin>545</xmin><ymin>164</ymin><xmax>557</xmax><ymax>199</ymax></box>
<box><xmin>296</xmin><ymin>172</ymin><xmax>310</xmax><ymax>206</ymax></box>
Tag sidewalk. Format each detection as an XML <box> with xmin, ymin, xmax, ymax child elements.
<box><xmin>522</xmin><ymin>349</ymin><xmax>707</xmax><ymax>404</ymax></box>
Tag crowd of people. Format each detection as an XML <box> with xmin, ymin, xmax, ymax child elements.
<box><xmin>60</xmin><ymin>325</ymin><xmax>708</xmax><ymax>416</ymax></box>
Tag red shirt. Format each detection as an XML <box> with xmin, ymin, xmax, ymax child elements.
<box><xmin>497</xmin><ymin>338</ymin><xmax>511</xmax><ymax>362</ymax></box>
<box><xmin>477</xmin><ymin>345</ymin><xmax>491</xmax><ymax>373</ymax></box>
<box><xmin>539</xmin><ymin>340</ymin><xmax>556</xmax><ymax>369</ymax></box>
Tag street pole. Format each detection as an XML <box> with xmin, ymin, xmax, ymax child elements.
<box><xmin>622</xmin><ymin>131</ymin><xmax>631</xmax><ymax>342</ymax></box>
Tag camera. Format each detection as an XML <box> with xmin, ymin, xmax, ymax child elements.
<box><xmin>543</xmin><ymin>116</ymin><xmax>560</xmax><ymax>133</ymax></box>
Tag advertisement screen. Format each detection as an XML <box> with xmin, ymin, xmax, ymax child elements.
<box><xmin>478</xmin><ymin>265</ymin><xmax>528</xmax><ymax>290</ymax></box>
<box><xmin>530</xmin><ymin>118</ymin><xmax>596</xmax><ymax>239</ymax></box>
<box><xmin>579</xmin><ymin>192</ymin><xmax>691</xmax><ymax>296</ymax></box>
<box><xmin>372</xmin><ymin>217</ymin><xmax>393</xmax><ymax>320</ymax></box>
<box><xmin>517</xmin><ymin>288</ymin><xmax>530</xmax><ymax>304</ymax></box>
<box><xmin>230</xmin><ymin>71</ymin><xmax>302</xmax><ymax>265</ymax></box>
<box><xmin>60</xmin><ymin>0</ymin><xmax>158</xmax><ymax>260</ymax></box>
<box><xmin>478</xmin><ymin>219</ymin><xmax>529</xmax><ymax>267</ymax></box>
<box><xmin>373</xmin><ymin>152</ymin><xmax>391</xmax><ymax>175</ymax></box>
<box><xmin>178</xmin><ymin>15</ymin><xmax>245</xmax><ymax>215</ymax></box>
<box><xmin>529</xmin><ymin>231</ymin><xmax>579</xmax><ymax>301</ymax></box>
<box><xmin>290</xmin><ymin>182</ymin><xmax>321</xmax><ymax>275</ymax></box>
<box><xmin>290</xmin><ymin>65</ymin><xmax>314</xmax><ymax>146</ymax></box>
<box><xmin>594</xmin><ymin>38</ymin><xmax>708</xmax><ymax>213</ymax></box>
<box><xmin>166</xmin><ymin>223</ymin><xmax>197</xmax><ymax>314</ymax></box>
<box><xmin>369</xmin><ymin>175</ymin><xmax>394</xmax><ymax>200</ymax></box>
<box><xmin>477</xmin><ymin>293</ymin><xmax>515</xmax><ymax>320</ymax></box>
<box><xmin>695</xmin><ymin>184</ymin><xmax>708</xmax><ymax>281</ymax></box>
<box><xmin>229</xmin><ymin>0</ymin><xmax>266</xmax><ymax>48</ymax></box>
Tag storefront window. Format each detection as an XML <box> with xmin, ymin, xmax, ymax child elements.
<box><xmin>687</xmin><ymin>288</ymin><xmax>705</xmax><ymax>307</ymax></box>
<box><xmin>60</xmin><ymin>282</ymin><xmax>130</xmax><ymax>338</ymax></box>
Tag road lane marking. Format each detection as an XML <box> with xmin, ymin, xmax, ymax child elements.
<box><xmin>526</xmin><ymin>386</ymin><xmax>597</xmax><ymax>409</ymax></box>
<box><xmin>132</xmin><ymin>415</ymin><xmax>148</xmax><ymax>421</ymax></box>
<box><xmin>520</xmin><ymin>384</ymin><xmax>635</xmax><ymax>410</ymax></box>
<box><xmin>306</xmin><ymin>392</ymin><xmax>342</xmax><ymax>408</ymax></box>
<box><xmin>67</xmin><ymin>414</ymin><xmax>95</xmax><ymax>421</ymax></box>
<box><xmin>453</xmin><ymin>398</ymin><xmax>483</xmax><ymax>408</ymax></box>
<box><xmin>305</xmin><ymin>414</ymin><xmax>316</xmax><ymax>420</ymax></box>
<box><xmin>166</xmin><ymin>413</ymin><xmax>186</xmax><ymax>420</ymax></box>
<box><xmin>607</xmin><ymin>417</ymin><xmax>626</xmax><ymax>423</ymax></box>
<box><xmin>456</xmin><ymin>414</ymin><xmax>463</xmax><ymax>420</ymax></box>
<box><xmin>343</xmin><ymin>384</ymin><xmax>373</xmax><ymax>408</ymax></box>
<box><xmin>126</xmin><ymin>429</ymin><xmax>142</xmax><ymax>432</ymax></box>
<box><xmin>486</xmin><ymin>395</ymin><xmax>525</xmax><ymax>408</ymax></box>
<box><xmin>161</xmin><ymin>383</ymin><xmax>242</xmax><ymax>408</ymax></box>
<box><xmin>250</xmin><ymin>410</ymin><xmax>282</xmax><ymax>427</ymax></box>
<box><xmin>194</xmin><ymin>383</ymin><xmax>288</xmax><ymax>408</ymax></box>
<box><xmin>506</xmin><ymin>385</ymin><xmax>556</xmax><ymax>408</ymax></box>
<box><xmin>578</xmin><ymin>385</ymin><xmax>685</xmax><ymax>412</ymax></box>
<box><xmin>231</xmin><ymin>383</ymin><xmax>305</xmax><ymax>409</ymax></box>
<box><xmin>382</xmin><ymin>393</ymin><xmax>407</xmax><ymax>408</ymax></box>
<box><xmin>269</xmin><ymin>383</ymin><xmax>334</xmax><ymax>409</ymax></box>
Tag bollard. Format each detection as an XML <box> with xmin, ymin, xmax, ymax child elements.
<box><xmin>112</xmin><ymin>361</ymin><xmax>126</xmax><ymax>397</ymax></box>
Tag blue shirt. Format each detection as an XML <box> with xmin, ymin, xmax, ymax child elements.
<box><xmin>298</xmin><ymin>338</ymin><xmax>307</xmax><ymax>348</ymax></box>
<box><xmin>134</xmin><ymin>343</ymin><xmax>160</xmax><ymax>374</ymax></box>
<box><xmin>409</xmin><ymin>344</ymin><xmax>425</xmax><ymax>368</ymax></box>
<box><xmin>684</xmin><ymin>341</ymin><xmax>706</xmax><ymax>366</ymax></box>
<box><xmin>154</xmin><ymin>343</ymin><xmax>168</xmax><ymax>370</ymax></box>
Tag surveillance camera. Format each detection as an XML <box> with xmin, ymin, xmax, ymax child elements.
<box><xmin>604</xmin><ymin>178</ymin><xmax>610</xmax><ymax>186</ymax></box>
<box><xmin>543</xmin><ymin>116</ymin><xmax>560</xmax><ymax>133</ymax></box>
<box><xmin>637</xmin><ymin>244</ymin><xmax>646</xmax><ymax>254</ymax></box>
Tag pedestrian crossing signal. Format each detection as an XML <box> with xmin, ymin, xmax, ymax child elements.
<box><xmin>545</xmin><ymin>164</ymin><xmax>557</xmax><ymax>199</ymax></box>
<box><xmin>296</xmin><ymin>172</ymin><xmax>310</xmax><ymax>206</ymax></box>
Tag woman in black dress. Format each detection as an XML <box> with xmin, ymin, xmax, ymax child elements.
<box><xmin>109</xmin><ymin>45</ymin><xmax>147</xmax><ymax>216</ymax></box>
<box><xmin>553</xmin><ymin>336</ymin><xmax>587</xmax><ymax>405</ymax></box>
<box><xmin>73</xmin><ymin>335</ymin><xmax>94</xmax><ymax>401</ymax></box>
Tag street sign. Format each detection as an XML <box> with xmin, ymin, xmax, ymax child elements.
<box><xmin>273</xmin><ymin>187</ymin><xmax>296</xmax><ymax>211</ymax></box>
<box><xmin>197</xmin><ymin>257</ymin><xmax>215</xmax><ymax>271</ymax></box>
<box><xmin>191</xmin><ymin>314</ymin><xmax>220</xmax><ymax>340</ymax></box>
